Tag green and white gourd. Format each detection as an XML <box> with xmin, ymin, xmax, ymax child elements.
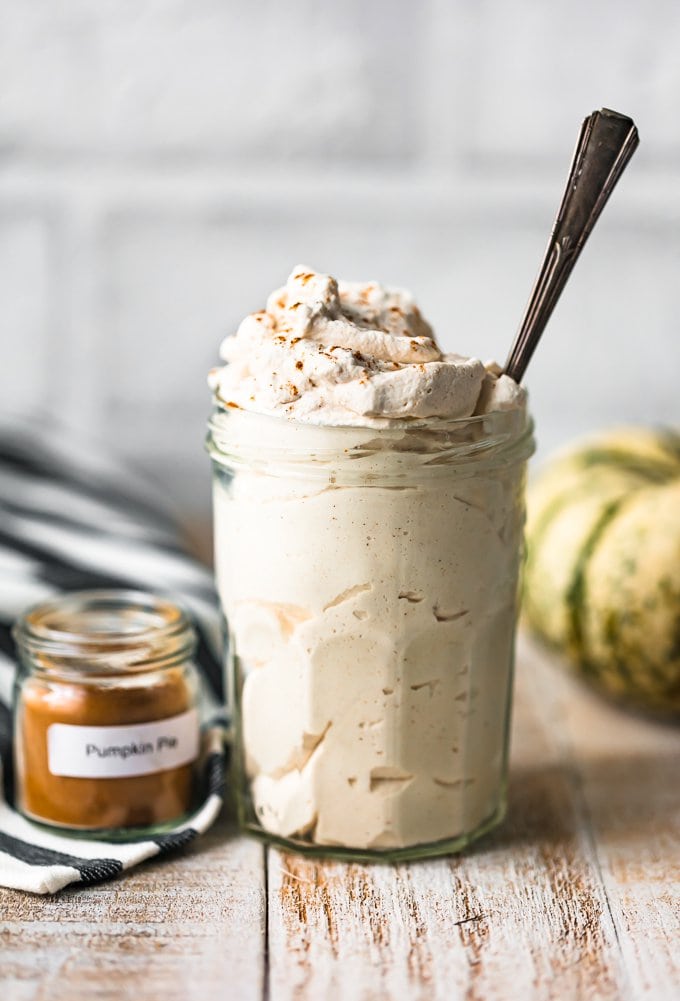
<box><xmin>524</xmin><ymin>427</ymin><xmax>680</xmax><ymax>713</ymax></box>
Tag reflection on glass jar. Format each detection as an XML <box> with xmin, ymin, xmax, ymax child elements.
<box><xmin>207</xmin><ymin>405</ymin><xmax>534</xmax><ymax>861</ymax></box>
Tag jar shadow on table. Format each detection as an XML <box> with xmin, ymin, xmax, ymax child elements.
<box><xmin>475</xmin><ymin>749</ymin><xmax>680</xmax><ymax>854</ymax></box>
<box><xmin>202</xmin><ymin>693</ymin><xmax>679</xmax><ymax>863</ymax></box>
<box><xmin>205</xmin><ymin>740</ymin><xmax>680</xmax><ymax>864</ymax></box>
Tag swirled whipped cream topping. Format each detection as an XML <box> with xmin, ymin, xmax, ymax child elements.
<box><xmin>209</xmin><ymin>266</ymin><xmax>524</xmax><ymax>425</ymax></box>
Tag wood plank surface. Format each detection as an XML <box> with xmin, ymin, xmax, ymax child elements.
<box><xmin>1</xmin><ymin>639</ymin><xmax>678</xmax><ymax>1001</ymax></box>
<box><xmin>527</xmin><ymin>639</ymin><xmax>680</xmax><ymax>1000</ymax></box>
<box><xmin>0</xmin><ymin>818</ymin><xmax>265</xmax><ymax>1001</ymax></box>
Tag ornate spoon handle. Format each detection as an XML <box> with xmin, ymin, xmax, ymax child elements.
<box><xmin>504</xmin><ymin>108</ymin><xmax>639</xmax><ymax>384</ymax></box>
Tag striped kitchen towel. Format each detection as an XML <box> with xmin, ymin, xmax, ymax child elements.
<box><xmin>0</xmin><ymin>413</ymin><xmax>226</xmax><ymax>895</ymax></box>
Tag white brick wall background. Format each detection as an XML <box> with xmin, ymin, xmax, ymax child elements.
<box><xmin>1</xmin><ymin>0</ymin><xmax>679</xmax><ymax>518</ymax></box>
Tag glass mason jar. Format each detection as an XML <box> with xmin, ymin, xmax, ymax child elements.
<box><xmin>13</xmin><ymin>590</ymin><xmax>201</xmax><ymax>835</ymax></box>
<box><xmin>207</xmin><ymin>404</ymin><xmax>535</xmax><ymax>861</ymax></box>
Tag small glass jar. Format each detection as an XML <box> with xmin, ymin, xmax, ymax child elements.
<box><xmin>13</xmin><ymin>590</ymin><xmax>201</xmax><ymax>835</ymax></box>
<box><xmin>207</xmin><ymin>404</ymin><xmax>535</xmax><ymax>862</ymax></box>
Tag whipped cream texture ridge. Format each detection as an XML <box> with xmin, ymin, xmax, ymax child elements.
<box><xmin>210</xmin><ymin>266</ymin><xmax>524</xmax><ymax>425</ymax></box>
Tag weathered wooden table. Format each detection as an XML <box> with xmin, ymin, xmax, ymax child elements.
<box><xmin>2</xmin><ymin>635</ymin><xmax>678</xmax><ymax>1001</ymax></box>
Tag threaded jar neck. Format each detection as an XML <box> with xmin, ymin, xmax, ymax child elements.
<box><xmin>207</xmin><ymin>404</ymin><xmax>535</xmax><ymax>483</ymax></box>
<box><xmin>13</xmin><ymin>590</ymin><xmax>197</xmax><ymax>681</ymax></box>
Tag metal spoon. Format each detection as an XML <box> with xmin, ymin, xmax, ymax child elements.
<box><xmin>504</xmin><ymin>108</ymin><xmax>639</xmax><ymax>384</ymax></box>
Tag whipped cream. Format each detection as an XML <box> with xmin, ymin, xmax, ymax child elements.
<box><xmin>209</xmin><ymin>267</ymin><xmax>531</xmax><ymax>852</ymax></box>
<box><xmin>209</xmin><ymin>266</ymin><xmax>524</xmax><ymax>426</ymax></box>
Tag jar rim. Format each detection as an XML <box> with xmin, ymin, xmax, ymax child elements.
<box><xmin>206</xmin><ymin>400</ymin><xmax>535</xmax><ymax>474</ymax></box>
<box><xmin>13</xmin><ymin>589</ymin><xmax>197</xmax><ymax>678</ymax></box>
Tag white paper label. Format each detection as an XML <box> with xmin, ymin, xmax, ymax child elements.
<box><xmin>47</xmin><ymin>709</ymin><xmax>200</xmax><ymax>779</ymax></box>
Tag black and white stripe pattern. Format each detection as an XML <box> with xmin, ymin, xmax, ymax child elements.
<box><xmin>0</xmin><ymin>413</ymin><xmax>226</xmax><ymax>895</ymax></box>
